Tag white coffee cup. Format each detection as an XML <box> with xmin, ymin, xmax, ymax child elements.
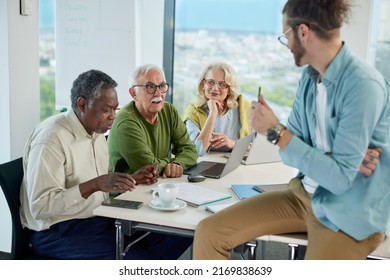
<box><xmin>152</xmin><ymin>183</ymin><xmax>179</xmax><ymax>208</ymax></box>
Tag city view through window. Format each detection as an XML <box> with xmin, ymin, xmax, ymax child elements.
<box><xmin>172</xmin><ymin>29</ymin><xmax>300</xmax><ymax>124</ymax></box>
<box><xmin>171</xmin><ymin>0</ymin><xmax>390</xmax><ymax>124</ymax></box>
<box><xmin>39</xmin><ymin>0</ymin><xmax>390</xmax><ymax>123</ymax></box>
<box><xmin>172</xmin><ymin>0</ymin><xmax>296</xmax><ymax>124</ymax></box>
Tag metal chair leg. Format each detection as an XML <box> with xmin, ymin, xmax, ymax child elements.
<box><xmin>115</xmin><ymin>220</ymin><xmax>124</xmax><ymax>260</ymax></box>
<box><xmin>288</xmin><ymin>243</ymin><xmax>299</xmax><ymax>260</ymax></box>
<box><xmin>246</xmin><ymin>240</ymin><xmax>257</xmax><ymax>260</ymax></box>
<box><xmin>233</xmin><ymin>240</ymin><xmax>258</xmax><ymax>260</ymax></box>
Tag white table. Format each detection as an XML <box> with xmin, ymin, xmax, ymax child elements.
<box><xmin>93</xmin><ymin>153</ymin><xmax>298</xmax><ymax>259</ymax></box>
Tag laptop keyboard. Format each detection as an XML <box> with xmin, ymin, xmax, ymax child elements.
<box><xmin>200</xmin><ymin>163</ymin><xmax>225</xmax><ymax>176</ymax></box>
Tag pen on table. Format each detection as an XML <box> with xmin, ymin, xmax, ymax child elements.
<box><xmin>252</xmin><ymin>186</ymin><xmax>265</xmax><ymax>193</ymax></box>
<box><xmin>185</xmin><ymin>201</ymin><xmax>199</xmax><ymax>208</ymax></box>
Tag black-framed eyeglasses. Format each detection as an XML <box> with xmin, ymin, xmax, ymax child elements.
<box><xmin>204</xmin><ymin>79</ymin><xmax>229</xmax><ymax>90</ymax></box>
<box><xmin>277</xmin><ymin>26</ymin><xmax>294</xmax><ymax>47</ymax></box>
<box><xmin>133</xmin><ymin>82</ymin><xmax>169</xmax><ymax>94</ymax></box>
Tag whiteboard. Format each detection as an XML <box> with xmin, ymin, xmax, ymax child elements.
<box><xmin>55</xmin><ymin>0</ymin><xmax>136</xmax><ymax>108</ymax></box>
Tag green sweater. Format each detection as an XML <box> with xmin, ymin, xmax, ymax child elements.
<box><xmin>108</xmin><ymin>101</ymin><xmax>198</xmax><ymax>175</ymax></box>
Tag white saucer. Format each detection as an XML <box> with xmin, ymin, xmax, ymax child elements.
<box><xmin>149</xmin><ymin>199</ymin><xmax>187</xmax><ymax>211</ymax></box>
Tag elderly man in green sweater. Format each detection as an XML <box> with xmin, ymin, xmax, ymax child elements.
<box><xmin>108</xmin><ymin>64</ymin><xmax>198</xmax><ymax>178</ymax></box>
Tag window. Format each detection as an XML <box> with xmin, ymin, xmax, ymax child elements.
<box><xmin>370</xmin><ymin>0</ymin><xmax>390</xmax><ymax>82</ymax></box>
<box><xmin>39</xmin><ymin>0</ymin><xmax>57</xmax><ymax>120</ymax></box>
<box><xmin>164</xmin><ymin>0</ymin><xmax>390</xmax><ymax>125</ymax></box>
<box><xmin>166</xmin><ymin>0</ymin><xmax>300</xmax><ymax>124</ymax></box>
<box><xmin>39</xmin><ymin>0</ymin><xmax>390</xmax><ymax>123</ymax></box>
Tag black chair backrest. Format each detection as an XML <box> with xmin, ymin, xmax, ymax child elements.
<box><xmin>0</xmin><ymin>157</ymin><xmax>26</xmax><ymax>259</ymax></box>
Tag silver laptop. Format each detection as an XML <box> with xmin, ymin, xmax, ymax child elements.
<box><xmin>184</xmin><ymin>133</ymin><xmax>253</xmax><ymax>179</ymax></box>
<box><xmin>241</xmin><ymin>133</ymin><xmax>281</xmax><ymax>165</ymax></box>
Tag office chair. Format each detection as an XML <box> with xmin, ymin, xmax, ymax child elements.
<box><xmin>0</xmin><ymin>157</ymin><xmax>47</xmax><ymax>259</ymax></box>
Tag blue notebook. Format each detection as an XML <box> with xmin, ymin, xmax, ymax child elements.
<box><xmin>231</xmin><ymin>184</ymin><xmax>264</xmax><ymax>200</ymax></box>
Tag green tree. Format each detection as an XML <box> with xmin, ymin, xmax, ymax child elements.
<box><xmin>40</xmin><ymin>77</ymin><xmax>56</xmax><ymax>120</ymax></box>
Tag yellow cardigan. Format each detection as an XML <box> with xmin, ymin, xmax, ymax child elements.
<box><xmin>183</xmin><ymin>95</ymin><xmax>252</xmax><ymax>138</ymax></box>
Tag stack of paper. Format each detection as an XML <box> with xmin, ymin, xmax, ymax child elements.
<box><xmin>175</xmin><ymin>182</ymin><xmax>232</xmax><ymax>207</ymax></box>
<box><xmin>205</xmin><ymin>201</ymin><xmax>237</xmax><ymax>213</ymax></box>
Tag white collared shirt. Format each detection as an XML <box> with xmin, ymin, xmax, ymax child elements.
<box><xmin>302</xmin><ymin>81</ymin><xmax>330</xmax><ymax>193</ymax></box>
<box><xmin>20</xmin><ymin>110</ymin><xmax>109</xmax><ymax>231</ymax></box>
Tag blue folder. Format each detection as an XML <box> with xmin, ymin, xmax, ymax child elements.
<box><xmin>231</xmin><ymin>184</ymin><xmax>264</xmax><ymax>200</ymax></box>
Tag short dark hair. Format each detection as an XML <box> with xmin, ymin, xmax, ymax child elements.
<box><xmin>70</xmin><ymin>69</ymin><xmax>118</xmax><ymax>111</ymax></box>
<box><xmin>282</xmin><ymin>0</ymin><xmax>352</xmax><ymax>40</ymax></box>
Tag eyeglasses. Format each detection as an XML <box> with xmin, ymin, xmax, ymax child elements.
<box><xmin>278</xmin><ymin>26</ymin><xmax>294</xmax><ymax>47</ymax></box>
<box><xmin>133</xmin><ymin>82</ymin><xmax>169</xmax><ymax>94</ymax></box>
<box><xmin>204</xmin><ymin>79</ymin><xmax>229</xmax><ymax>90</ymax></box>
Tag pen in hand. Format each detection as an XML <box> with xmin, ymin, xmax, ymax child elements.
<box><xmin>206</xmin><ymin>133</ymin><xmax>215</xmax><ymax>154</ymax></box>
<box><xmin>258</xmin><ymin>86</ymin><xmax>262</xmax><ymax>103</ymax></box>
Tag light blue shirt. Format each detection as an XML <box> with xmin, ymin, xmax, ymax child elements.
<box><xmin>281</xmin><ymin>43</ymin><xmax>390</xmax><ymax>240</ymax></box>
<box><xmin>186</xmin><ymin>107</ymin><xmax>241</xmax><ymax>156</ymax></box>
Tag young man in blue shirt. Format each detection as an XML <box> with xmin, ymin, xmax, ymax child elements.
<box><xmin>193</xmin><ymin>0</ymin><xmax>389</xmax><ymax>260</ymax></box>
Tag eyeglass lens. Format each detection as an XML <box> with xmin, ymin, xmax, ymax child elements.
<box><xmin>278</xmin><ymin>26</ymin><xmax>294</xmax><ymax>46</ymax></box>
<box><xmin>204</xmin><ymin>79</ymin><xmax>228</xmax><ymax>89</ymax></box>
<box><xmin>144</xmin><ymin>83</ymin><xmax>169</xmax><ymax>94</ymax></box>
<box><xmin>278</xmin><ymin>35</ymin><xmax>288</xmax><ymax>46</ymax></box>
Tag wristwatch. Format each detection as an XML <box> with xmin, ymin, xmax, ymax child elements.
<box><xmin>266</xmin><ymin>123</ymin><xmax>286</xmax><ymax>145</ymax></box>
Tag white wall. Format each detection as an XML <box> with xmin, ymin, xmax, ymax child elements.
<box><xmin>0</xmin><ymin>0</ymin><xmax>40</xmax><ymax>252</ymax></box>
<box><xmin>0</xmin><ymin>0</ymin><xmax>11</xmax><ymax>255</ymax></box>
<box><xmin>136</xmin><ymin>0</ymin><xmax>165</xmax><ymax>66</ymax></box>
<box><xmin>341</xmin><ymin>0</ymin><xmax>374</xmax><ymax>60</ymax></box>
<box><xmin>0</xmin><ymin>0</ymin><xmax>374</xmax><ymax>253</ymax></box>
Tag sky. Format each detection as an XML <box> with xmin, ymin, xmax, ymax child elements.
<box><xmin>40</xmin><ymin>0</ymin><xmax>286</xmax><ymax>34</ymax></box>
<box><xmin>175</xmin><ymin>0</ymin><xmax>286</xmax><ymax>34</ymax></box>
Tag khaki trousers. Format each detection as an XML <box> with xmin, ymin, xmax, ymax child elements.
<box><xmin>193</xmin><ymin>177</ymin><xmax>384</xmax><ymax>260</ymax></box>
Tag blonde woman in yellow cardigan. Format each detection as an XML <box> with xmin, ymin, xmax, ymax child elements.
<box><xmin>183</xmin><ymin>62</ymin><xmax>251</xmax><ymax>156</ymax></box>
